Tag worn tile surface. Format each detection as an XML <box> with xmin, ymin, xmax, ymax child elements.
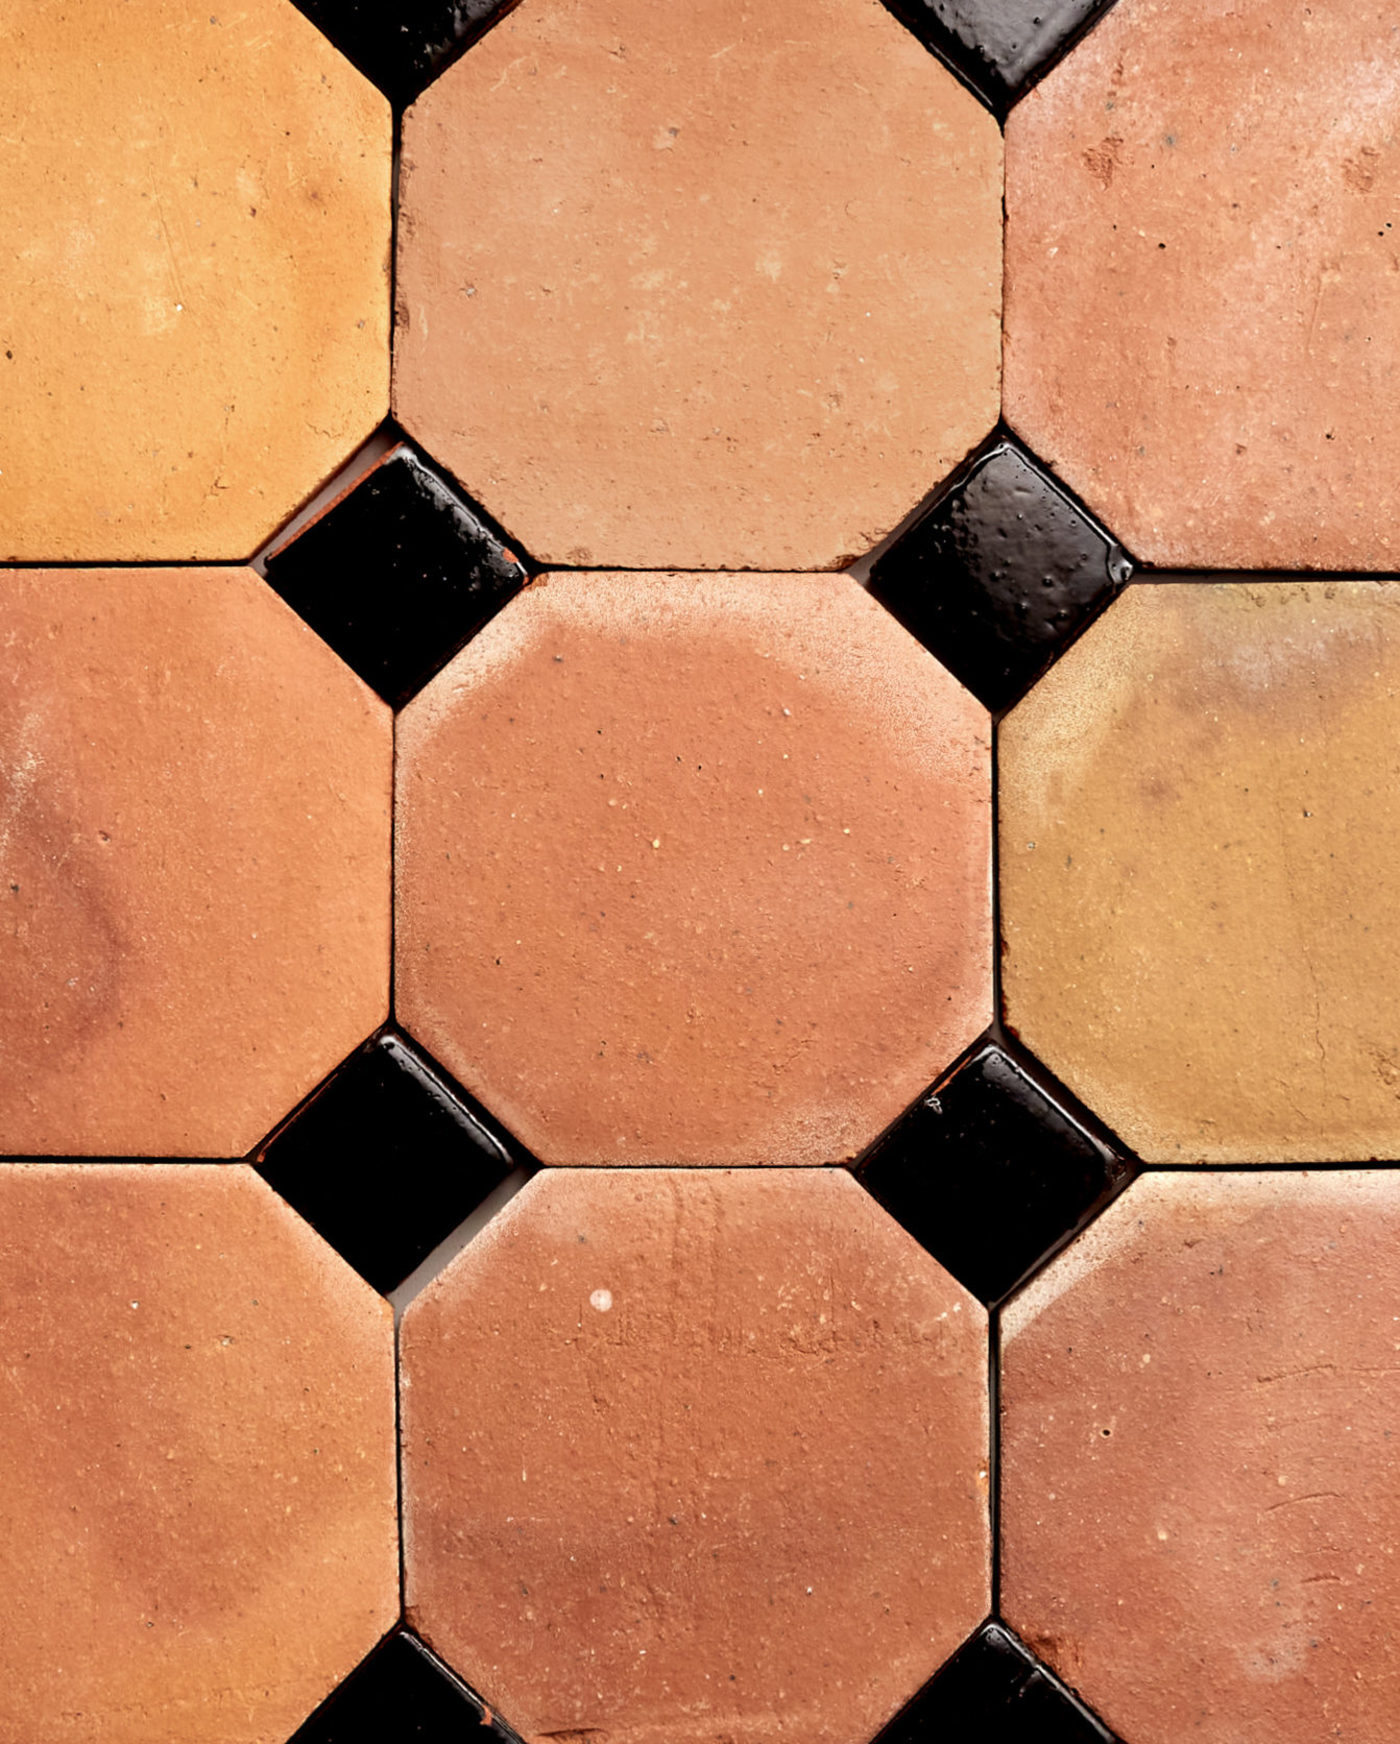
<box><xmin>394</xmin><ymin>0</ymin><xmax>1002</xmax><ymax>569</ymax></box>
<box><xmin>1002</xmin><ymin>1171</ymin><xmax>1400</xmax><ymax>1744</ymax></box>
<box><xmin>1000</xmin><ymin>581</ymin><xmax>1400</xmax><ymax>1163</ymax></box>
<box><xmin>396</xmin><ymin>571</ymin><xmax>992</xmax><ymax>1165</ymax></box>
<box><xmin>401</xmin><ymin>1168</ymin><xmax>990</xmax><ymax>1744</ymax></box>
<box><xmin>0</xmin><ymin>569</ymin><xmax>391</xmax><ymax>1156</ymax></box>
<box><xmin>1</xmin><ymin>0</ymin><xmax>390</xmax><ymax>560</ymax></box>
<box><xmin>0</xmin><ymin>1164</ymin><xmax>397</xmax><ymax>1744</ymax></box>
<box><xmin>1005</xmin><ymin>0</ymin><xmax>1400</xmax><ymax>570</ymax></box>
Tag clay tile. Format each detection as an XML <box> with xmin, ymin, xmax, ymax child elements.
<box><xmin>2</xmin><ymin>0</ymin><xmax>390</xmax><ymax>560</ymax></box>
<box><xmin>395</xmin><ymin>571</ymin><xmax>992</xmax><ymax>1166</ymax></box>
<box><xmin>394</xmin><ymin>0</ymin><xmax>1002</xmax><ymax>570</ymax></box>
<box><xmin>0</xmin><ymin>569</ymin><xmax>391</xmax><ymax>1157</ymax></box>
<box><xmin>0</xmin><ymin>1163</ymin><xmax>398</xmax><ymax>1743</ymax></box>
<box><xmin>400</xmin><ymin>1167</ymin><xmax>991</xmax><ymax>1744</ymax></box>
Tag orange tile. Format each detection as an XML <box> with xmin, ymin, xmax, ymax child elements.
<box><xmin>401</xmin><ymin>1168</ymin><xmax>990</xmax><ymax>1744</ymax></box>
<box><xmin>0</xmin><ymin>570</ymin><xmax>391</xmax><ymax>1155</ymax></box>
<box><xmin>1005</xmin><ymin>0</ymin><xmax>1400</xmax><ymax>570</ymax></box>
<box><xmin>1000</xmin><ymin>581</ymin><xmax>1400</xmax><ymax>1163</ymax></box>
<box><xmin>394</xmin><ymin>0</ymin><xmax>1001</xmax><ymax>569</ymax></box>
<box><xmin>0</xmin><ymin>1164</ymin><xmax>397</xmax><ymax>1744</ymax></box>
<box><xmin>1002</xmin><ymin>1171</ymin><xmax>1400</xmax><ymax>1744</ymax></box>
<box><xmin>395</xmin><ymin>572</ymin><xmax>992</xmax><ymax>1165</ymax></box>
<box><xmin>2</xmin><ymin>0</ymin><xmax>390</xmax><ymax>560</ymax></box>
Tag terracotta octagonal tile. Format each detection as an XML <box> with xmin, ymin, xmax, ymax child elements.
<box><xmin>394</xmin><ymin>0</ymin><xmax>1002</xmax><ymax>570</ymax></box>
<box><xmin>395</xmin><ymin>571</ymin><xmax>992</xmax><ymax>1166</ymax></box>
<box><xmin>0</xmin><ymin>1164</ymin><xmax>397</xmax><ymax>1744</ymax></box>
<box><xmin>0</xmin><ymin>569</ymin><xmax>391</xmax><ymax>1157</ymax></box>
<box><xmin>1005</xmin><ymin>0</ymin><xmax>1400</xmax><ymax>570</ymax></box>
<box><xmin>2</xmin><ymin>0</ymin><xmax>390</xmax><ymax>561</ymax></box>
<box><xmin>1000</xmin><ymin>581</ymin><xmax>1400</xmax><ymax>1163</ymax></box>
<box><xmin>1002</xmin><ymin>1170</ymin><xmax>1400</xmax><ymax>1744</ymax></box>
<box><xmin>400</xmin><ymin>1167</ymin><xmax>990</xmax><ymax>1744</ymax></box>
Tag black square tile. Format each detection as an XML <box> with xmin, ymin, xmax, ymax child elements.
<box><xmin>857</xmin><ymin>1042</ymin><xmax>1134</xmax><ymax>1304</ymax></box>
<box><xmin>287</xmin><ymin>1628</ymin><xmax>522</xmax><ymax>1742</ymax></box>
<box><xmin>264</xmin><ymin>442</ymin><xmax>528</xmax><ymax>708</ymax></box>
<box><xmin>883</xmin><ymin>0</ymin><xmax>1121</xmax><ymax>111</ymax></box>
<box><xmin>255</xmin><ymin>1030</ymin><xmax>523</xmax><ymax>1294</ymax></box>
<box><xmin>868</xmin><ymin>436</ymin><xmax>1131</xmax><ymax>714</ymax></box>
<box><xmin>290</xmin><ymin>2</ymin><xmax>515</xmax><ymax>109</ymax></box>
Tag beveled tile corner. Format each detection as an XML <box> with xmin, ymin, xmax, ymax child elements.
<box><xmin>883</xmin><ymin>0</ymin><xmax>1120</xmax><ymax>112</ymax></box>
<box><xmin>0</xmin><ymin>569</ymin><xmax>391</xmax><ymax>1157</ymax></box>
<box><xmin>395</xmin><ymin>571</ymin><xmax>992</xmax><ymax>1166</ymax></box>
<box><xmin>400</xmin><ymin>1168</ymin><xmax>990</xmax><ymax>1744</ymax></box>
<box><xmin>288</xmin><ymin>1628</ymin><xmax>523</xmax><ymax>1743</ymax></box>
<box><xmin>290</xmin><ymin>0</ymin><xmax>517</xmax><ymax>109</ymax></box>
<box><xmin>393</xmin><ymin>0</ymin><xmax>1001</xmax><ymax>569</ymax></box>
<box><xmin>2</xmin><ymin>0</ymin><xmax>390</xmax><ymax>560</ymax></box>
<box><xmin>0</xmin><ymin>1163</ymin><xmax>397</xmax><ymax>1744</ymax></box>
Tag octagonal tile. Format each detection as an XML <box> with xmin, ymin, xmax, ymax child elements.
<box><xmin>1002</xmin><ymin>1170</ymin><xmax>1400</xmax><ymax>1744</ymax></box>
<box><xmin>1004</xmin><ymin>0</ymin><xmax>1400</xmax><ymax>570</ymax></box>
<box><xmin>395</xmin><ymin>571</ymin><xmax>992</xmax><ymax>1166</ymax></box>
<box><xmin>400</xmin><ymin>1167</ymin><xmax>990</xmax><ymax>1744</ymax></box>
<box><xmin>2</xmin><ymin>0</ymin><xmax>390</xmax><ymax>560</ymax></box>
<box><xmin>393</xmin><ymin>0</ymin><xmax>1002</xmax><ymax>569</ymax></box>
<box><xmin>0</xmin><ymin>569</ymin><xmax>391</xmax><ymax>1156</ymax></box>
<box><xmin>0</xmin><ymin>1163</ymin><xmax>397</xmax><ymax>1744</ymax></box>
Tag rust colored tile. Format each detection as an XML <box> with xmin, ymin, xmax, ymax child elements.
<box><xmin>400</xmin><ymin>1167</ymin><xmax>990</xmax><ymax>1744</ymax></box>
<box><xmin>1002</xmin><ymin>1170</ymin><xmax>1400</xmax><ymax>1744</ymax></box>
<box><xmin>0</xmin><ymin>569</ymin><xmax>391</xmax><ymax>1156</ymax></box>
<box><xmin>395</xmin><ymin>572</ymin><xmax>992</xmax><ymax>1165</ymax></box>
<box><xmin>1000</xmin><ymin>581</ymin><xmax>1400</xmax><ymax>1163</ymax></box>
<box><xmin>2</xmin><ymin>1</ymin><xmax>390</xmax><ymax>561</ymax></box>
<box><xmin>393</xmin><ymin>0</ymin><xmax>1002</xmax><ymax>570</ymax></box>
<box><xmin>0</xmin><ymin>1163</ymin><xmax>397</xmax><ymax>1744</ymax></box>
<box><xmin>1004</xmin><ymin>0</ymin><xmax>1400</xmax><ymax>570</ymax></box>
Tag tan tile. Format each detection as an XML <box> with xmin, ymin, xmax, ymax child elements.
<box><xmin>2</xmin><ymin>0</ymin><xmax>390</xmax><ymax>560</ymax></box>
<box><xmin>394</xmin><ymin>0</ymin><xmax>1001</xmax><ymax>569</ymax></box>
<box><xmin>395</xmin><ymin>572</ymin><xmax>991</xmax><ymax>1165</ymax></box>
<box><xmin>0</xmin><ymin>570</ymin><xmax>391</xmax><ymax>1155</ymax></box>
<box><xmin>401</xmin><ymin>1168</ymin><xmax>989</xmax><ymax>1744</ymax></box>
<box><xmin>0</xmin><ymin>1163</ymin><xmax>397</xmax><ymax>1744</ymax></box>
<box><xmin>1005</xmin><ymin>0</ymin><xmax>1400</xmax><ymax>570</ymax></box>
<box><xmin>1002</xmin><ymin>1170</ymin><xmax>1400</xmax><ymax>1744</ymax></box>
<box><xmin>1000</xmin><ymin>581</ymin><xmax>1400</xmax><ymax>1163</ymax></box>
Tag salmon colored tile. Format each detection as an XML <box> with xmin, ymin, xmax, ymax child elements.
<box><xmin>1002</xmin><ymin>1170</ymin><xmax>1400</xmax><ymax>1744</ymax></box>
<box><xmin>395</xmin><ymin>572</ymin><xmax>992</xmax><ymax>1165</ymax></box>
<box><xmin>1000</xmin><ymin>581</ymin><xmax>1400</xmax><ymax>1163</ymax></box>
<box><xmin>400</xmin><ymin>1168</ymin><xmax>990</xmax><ymax>1744</ymax></box>
<box><xmin>2</xmin><ymin>0</ymin><xmax>390</xmax><ymax>561</ymax></box>
<box><xmin>393</xmin><ymin>0</ymin><xmax>1002</xmax><ymax>570</ymax></box>
<box><xmin>1004</xmin><ymin>0</ymin><xmax>1400</xmax><ymax>570</ymax></box>
<box><xmin>0</xmin><ymin>569</ymin><xmax>391</xmax><ymax>1156</ymax></box>
<box><xmin>0</xmin><ymin>1163</ymin><xmax>397</xmax><ymax>1744</ymax></box>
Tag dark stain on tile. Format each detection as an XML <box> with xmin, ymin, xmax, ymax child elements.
<box><xmin>857</xmin><ymin>1041</ymin><xmax>1135</xmax><ymax>1305</ymax></box>
<box><xmin>289</xmin><ymin>1</ymin><xmax>519</xmax><ymax>109</ymax></box>
<box><xmin>868</xmin><ymin>435</ymin><xmax>1132</xmax><ymax>715</ymax></box>
<box><xmin>263</xmin><ymin>442</ymin><xmax>529</xmax><ymax>708</ymax></box>
<box><xmin>882</xmin><ymin>0</ymin><xmax>1122</xmax><ymax>111</ymax></box>
<box><xmin>287</xmin><ymin>1627</ymin><xmax>525</xmax><ymax>1742</ymax></box>
<box><xmin>255</xmin><ymin>1029</ymin><xmax>526</xmax><ymax>1294</ymax></box>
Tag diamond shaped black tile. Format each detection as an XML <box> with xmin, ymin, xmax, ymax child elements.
<box><xmin>264</xmin><ymin>442</ymin><xmax>528</xmax><ymax>708</ymax></box>
<box><xmin>876</xmin><ymin>1623</ymin><xmax>1118</xmax><ymax>1743</ymax></box>
<box><xmin>857</xmin><ymin>1042</ymin><xmax>1134</xmax><ymax>1304</ymax></box>
<box><xmin>255</xmin><ymin>1029</ymin><xmax>523</xmax><ymax>1294</ymax></box>
<box><xmin>287</xmin><ymin>1628</ymin><xmax>523</xmax><ymax>1742</ymax></box>
<box><xmin>883</xmin><ymin>0</ymin><xmax>1120</xmax><ymax>111</ymax></box>
<box><xmin>290</xmin><ymin>2</ymin><xmax>516</xmax><ymax>109</ymax></box>
<box><xmin>868</xmin><ymin>436</ymin><xmax>1131</xmax><ymax>714</ymax></box>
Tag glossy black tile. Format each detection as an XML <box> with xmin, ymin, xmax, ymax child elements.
<box><xmin>290</xmin><ymin>1</ymin><xmax>515</xmax><ymax>109</ymax></box>
<box><xmin>263</xmin><ymin>442</ymin><xmax>528</xmax><ymax>708</ymax></box>
<box><xmin>857</xmin><ymin>1041</ymin><xmax>1133</xmax><ymax>1305</ymax></box>
<box><xmin>255</xmin><ymin>1029</ymin><xmax>523</xmax><ymax>1294</ymax></box>
<box><xmin>287</xmin><ymin>1628</ymin><xmax>522</xmax><ymax>1742</ymax></box>
<box><xmin>883</xmin><ymin>0</ymin><xmax>1120</xmax><ymax>111</ymax></box>
<box><xmin>867</xmin><ymin>436</ymin><xmax>1131</xmax><ymax>714</ymax></box>
<box><xmin>877</xmin><ymin>1623</ymin><xmax>1118</xmax><ymax>1743</ymax></box>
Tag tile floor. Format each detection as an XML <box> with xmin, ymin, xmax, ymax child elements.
<box><xmin>3</xmin><ymin>0</ymin><xmax>1398</xmax><ymax>1740</ymax></box>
